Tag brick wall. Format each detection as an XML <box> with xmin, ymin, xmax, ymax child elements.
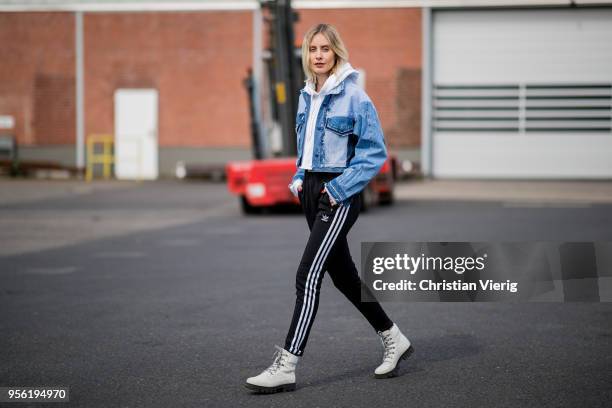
<box><xmin>84</xmin><ymin>11</ymin><xmax>253</xmax><ymax>148</ymax></box>
<box><xmin>0</xmin><ymin>8</ymin><xmax>422</xmax><ymax>154</ymax></box>
<box><xmin>0</xmin><ymin>12</ymin><xmax>75</xmax><ymax>146</ymax></box>
<box><xmin>294</xmin><ymin>8</ymin><xmax>422</xmax><ymax>147</ymax></box>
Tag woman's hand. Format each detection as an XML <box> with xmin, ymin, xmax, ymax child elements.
<box><xmin>323</xmin><ymin>186</ymin><xmax>337</xmax><ymax>206</ymax></box>
<box><xmin>289</xmin><ymin>179</ymin><xmax>303</xmax><ymax>197</ymax></box>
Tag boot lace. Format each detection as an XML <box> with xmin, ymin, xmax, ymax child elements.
<box><xmin>265</xmin><ymin>346</ymin><xmax>286</xmax><ymax>375</ymax></box>
<box><xmin>378</xmin><ymin>331</ymin><xmax>396</xmax><ymax>363</ymax></box>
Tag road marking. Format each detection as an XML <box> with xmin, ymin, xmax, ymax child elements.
<box><xmin>157</xmin><ymin>239</ymin><xmax>200</xmax><ymax>247</ymax></box>
<box><xmin>502</xmin><ymin>201</ymin><xmax>592</xmax><ymax>208</ymax></box>
<box><xmin>93</xmin><ymin>251</ymin><xmax>145</xmax><ymax>259</ymax></box>
<box><xmin>24</xmin><ymin>266</ymin><xmax>79</xmax><ymax>275</ymax></box>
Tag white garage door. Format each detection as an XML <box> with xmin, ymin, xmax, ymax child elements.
<box><xmin>432</xmin><ymin>8</ymin><xmax>612</xmax><ymax>179</ymax></box>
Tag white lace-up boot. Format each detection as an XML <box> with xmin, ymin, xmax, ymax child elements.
<box><xmin>245</xmin><ymin>346</ymin><xmax>299</xmax><ymax>393</ymax></box>
<box><xmin>374</xmin><ymin>323</ymin><xmax>414</xmax><ymax>378</ymax></box>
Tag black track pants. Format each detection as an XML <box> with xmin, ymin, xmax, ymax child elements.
<box><xmin>284</xmin><ymin>170</ymin><xmax>393</xmax><ymax>356</ymax></box>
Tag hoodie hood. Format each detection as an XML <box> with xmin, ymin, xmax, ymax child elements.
<box><xmin>304</xmin><ymin>62</ymin><xmax>358</xmax><ymax>96</ymax></box>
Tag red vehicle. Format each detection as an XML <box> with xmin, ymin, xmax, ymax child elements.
<box><xmin>226</xmin><ymin>156</ymin><xmax>396</xmax><ymax>214</ymax></box>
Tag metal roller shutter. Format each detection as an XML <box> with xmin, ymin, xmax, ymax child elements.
<box><xmin>431</xmin><ymin>8</ymin><xmax>612</xmax><ymax>178</ymax></box>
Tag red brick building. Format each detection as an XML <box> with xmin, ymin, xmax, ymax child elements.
<box><xmin>0</xmin><ymin>1</ymin><xmax>422</xmax><ymax>176</ymax></box>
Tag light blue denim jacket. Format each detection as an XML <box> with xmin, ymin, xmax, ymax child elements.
<box><xmin>291</xmin><ymin>67</ymin><xmax>388</xmax><ymax>204</ymax></box>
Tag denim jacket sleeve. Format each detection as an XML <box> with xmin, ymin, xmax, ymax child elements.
<box><xmin>324</xmin><ymin>100</ymin><xmax>387</xmax><ymax>203</ymax></box>
<box><xmin>291</xmin><ymin>167</ymin><xmax>305</xmax><ymax>184</ymax></box>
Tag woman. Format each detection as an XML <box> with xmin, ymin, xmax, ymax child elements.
<box><xmin>245</xmin><ymin>23</ymin><xmax>413</xmax><ymax>393</ymax></box>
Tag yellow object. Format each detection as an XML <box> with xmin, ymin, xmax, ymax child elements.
<box><xmin>275</xmin><ymin>82</ymin><xmax>286</xmax><ymax>104</ymax></box>
<box><xmin>86</xmin><ymin>134</ymin><xmax>114</xmax><ymax>181</ymax></box>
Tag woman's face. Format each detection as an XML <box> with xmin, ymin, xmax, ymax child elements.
<box><xmin>309</xmin><ymin>33</ymin><xmax>336</xmax><ymax>78</ymax></box>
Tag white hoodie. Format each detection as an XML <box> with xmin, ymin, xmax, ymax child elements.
<box><xmin>300</xmin><ymin>62</ymin><xmax>358</xmax><ymax>170</ymax></box>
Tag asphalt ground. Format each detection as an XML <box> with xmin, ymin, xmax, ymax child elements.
<box><xmin>1</xmin><ymin>179</ymin><xmax>611</xmax><ymax>407</ymax></box>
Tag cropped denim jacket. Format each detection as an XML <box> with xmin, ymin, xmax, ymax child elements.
<box><xmin>291</xmin><ymin>73</ymin><xmax>388</xmax><ymax>204</ymax></box>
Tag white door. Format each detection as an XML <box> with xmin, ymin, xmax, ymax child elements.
<box><xmin>114</xmin><ymin>89</ymin><xmax>158</xmax><ymax>180</ymax></box>
<box><xmin>431</xmin><ymin>8</ymin><xmax>612</xmax><ymax>179</ymax></box>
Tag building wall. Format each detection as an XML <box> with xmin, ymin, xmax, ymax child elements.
<box><xmin>294</xmin><ymin>8</ymin><xmax>422</xmax><ymax>148</ymax></box>
<box><xmin>0</xmin><ymin>8</ymin><xmax>422</xmax><ymax>172</ymax></box>
<box><xmin>0</xmin><ymin>12</ymin><xmax>75</xmax><ymax>146</ymax></box>
<box><xmin>84</xmin><ymin>11</ymin><xmax>253</xmax><ymax>149</ymax></box>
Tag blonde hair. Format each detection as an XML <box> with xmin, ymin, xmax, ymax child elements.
<box><xmin>301</xmin><ymin>23</ymin><xmax>349</xmax><ymax>86</ymax></box>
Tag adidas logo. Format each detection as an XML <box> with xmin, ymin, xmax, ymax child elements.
<box><xmin>321</xmin><ymin>214</ymin><xmax>330</xmax><ymax>223</ymax></box>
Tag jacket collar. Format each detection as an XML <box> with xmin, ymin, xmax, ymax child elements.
<box><xmin>300</xmin><ymin>80</ymin><xmax>345</xmax><ymax>97</ymax></box>
<box><xmin>300</xmin><ymin>62</ymin><xmax>357</xmax><ymax>97</ymax></box>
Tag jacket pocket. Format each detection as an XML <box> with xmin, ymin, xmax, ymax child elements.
<box><xmin>325</xmin><ymin>116</ymin><xmax>354</xmax><ymax>136</ymax></box>
<box><xmin>317</xmin><ymin>191</ymin><xmax>334</xmax><ymax>214</ymax></box>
